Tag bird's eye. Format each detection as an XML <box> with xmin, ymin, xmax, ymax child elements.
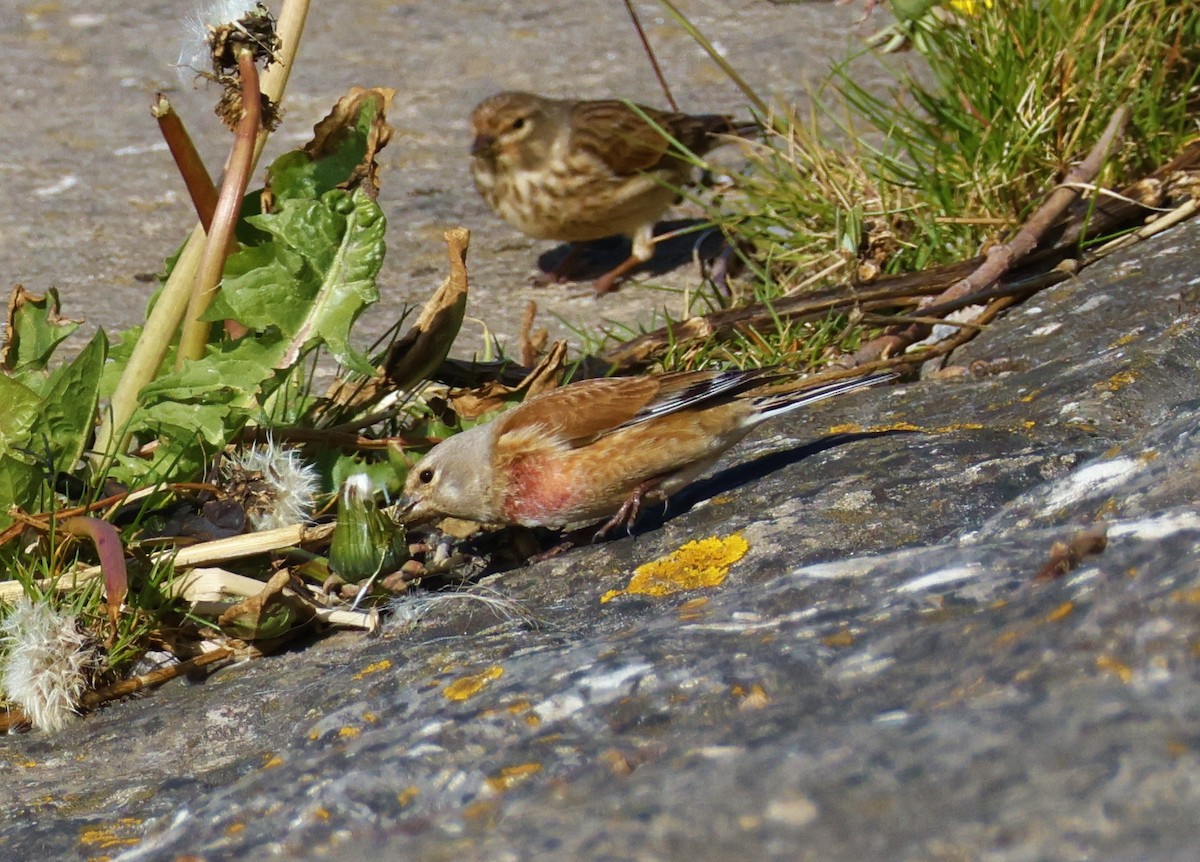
<box><xmin>511</xmin><ymin>117</ymin><xmax>526</xmax><ymax>131</ymax></box>
<box><xmin>418</xmin><ymin>468</ymin><xmax>435</xmax><ymax>484</ymax></box>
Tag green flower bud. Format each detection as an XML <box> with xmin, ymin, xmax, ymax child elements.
<box><xmin>329</xmin><ymin>474</ymin><xmax>408</xmax><ymax>583</ymax></box>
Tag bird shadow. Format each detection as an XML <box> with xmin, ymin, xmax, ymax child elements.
<box><xmin>625</xmin><ymin>429</ymin><xmax>912</xmax><ymax>536</ymax></box>
<box><xmin>535</xmin><ymin>218</ymin><xmax>726</xmax><ymax>285</ymax></box>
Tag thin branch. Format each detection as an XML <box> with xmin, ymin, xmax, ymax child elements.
<box><xmin>80</xmin><ymin>648</ymin><xmax>235</xmax><ymax>709</ymax></box>
<box><xmin>940</xmin><ymin>104</ymin><xmax>1131</xmax><ymax>306</ymax></box>
<box><xmin>656</xmin><ymin>0</ymin><xmax>769</xmax><ymax>117</ymax></box>
<box><xmin>623</xmin><ymin>0</ymin><xmax>678</xmax><ymax>111</ymax></box>
<box><xmin>831</xmin><ymin>103</ymin><xmax>1133</xmax><ymax>368</ymax></box>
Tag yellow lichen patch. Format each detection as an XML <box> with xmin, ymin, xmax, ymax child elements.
<box><xmin>1171</xmin><ymin>587</ymin><xmax>1200</xmax><ymax>604</ymax></box>
<box><xmin>397</xmin><ymin>786</ymin><xmax>420</xmax><ymax>807</ymax></box>
<box><xmin>1166</xmin><ymin>740</ymin><xmax>1190</xmax><ymax>759</ymax></box>
<box><xmin>443</xmin><ymin>665</ymin><xmax>504</xmax><ymax>701</ymax></box>
<box><xmin>504</xmin><ymin>699</ymin><xmax>531</xmax><ymax>714</ymax></box>
<box><xmin>362</xmin><ymin>711</ymin><xmax>379</xmax><ymax>724</ymax></box>
<box><xmin>262</xmin><ymin>754</ymin><xmax>283</xmax><ymax>769</ymax></box>
<box><xmin>708</xmin><ymin>494</ymin><xmax>736</xmax><ymax>505</ymax></box>
<box><xmin>337</xmin><ymin>725</ymin><xmax>362</xmax><ymax>739</ymax></box>
<box><xmin>1137</xmin><ymin>449</ymin><xmax>1159</xmax><ymax>463</ymax></box>
<box><xmin>225</xmin><ymin>822</ymin><xmax>246</xmax><ymax>836</ymax></box>
<box><xmin>737</xmin><ymin>684</ymin><xmax>771</xmax><ymax>711</ymax></box>
<box><xmin>463</xmin><ymin>798</ymin><xmax>501</xmax><ymax>824</ymax></box>
<box><xmin>845</xmin><ymin>421</ymin><xmax>984</xmax><ymax>435</ymax></box>
<box><xmin>993</xmin><ymin>629</ymin><xmax>1020</xmax><ymax>648</ymax></box>
<box><xmin>1106</xmin><ymin>332</ymin><xmax>1138</xmax><ymax>349</ymax></box>
<box><xmin>676</xmin><ymin>596</ymin><xmax>711</xmax><ymax>621</ymax></box>
<box><xmin>1018</xmin><ymin>388</ymin><xmax>1042</xmax><ymax>403</ymax></box>
<box><xmin>1095</xmin><ymin>370</ymin><xmax>1136</xmax><ymax>392</ymax></box>
<box><xmin>1045</xmin><ymin>601</ymin><xmax>1074</xmax><ymax>623</ymax></box>
<box><xmin>822</xmin><ymin>627</ymin><xmax>855</xmax><ymax>647</ymax></box>
<box><xmin>485</xmin><ymin>762</ymin><xmax>543</xmax><ymax>792</ymax></box>
<box><xmin>311</xmin><ymin>807</ymin><xmax>331</xmax><ymax>821</ymax></box>
<box><xmin>1096</xmin><ymin>655</ymin><xmax>1133</xmax><ymax>683</ymax></box>
<box><xmin>78</xmin><ymin>821</ymin><xmax>142</xmax><ymax>851</ymax></box>
<box><xmin>351</xmin><ymin>659</ymin><xmax>392</xmax><ymax>680</ymax></box>
<box><xmin>600</xmin><ymin>533</ymin><xmax>749</xmax><ymax>603</ymax></box>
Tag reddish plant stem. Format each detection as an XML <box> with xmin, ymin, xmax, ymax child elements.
<box><xmin>153</xmin><ymin>94</ymin><xmax>219</xmax><ymax>231</ymax></box>
<box><xmin>177</xmin><ymin>49</ymin><xmax>263</xmax><ymax>365</ymax></box>
<box><xmin>61</xmin><ymin>516</ymin><xmax>128</xmax><ymax>631</ymax></box>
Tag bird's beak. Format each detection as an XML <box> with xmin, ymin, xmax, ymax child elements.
<box><xmin>395</xmin><ymin>494</ymin><xmax>418</xmax><ymax>520</ymax></box>
<box><xmin>394</xmin><ymin>494</ymin><xmax>435</xmax><ymax>525</ymax></box>
<box><xmin>470</xmin><ymin>134</ymin><xmax>496</xmax><ymax>157</ymax></box>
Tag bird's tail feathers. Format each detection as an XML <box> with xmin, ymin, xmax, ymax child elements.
<box><xmin>753</xmin><ymin>372</ymin><xmax>896</xmax><ymax>423</ymax></box>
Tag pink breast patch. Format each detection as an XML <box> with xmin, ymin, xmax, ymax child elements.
<box><xmin>501</xmin><ymin>454</ymin><xmax>582</xmax><ymax>526</ymax></box>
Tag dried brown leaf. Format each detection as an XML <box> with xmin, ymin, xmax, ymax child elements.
<box><xmin>216</xmin><ymin>569</ymin><xmax>316</xmax><ymax>641</ymax></box>
<box><xmin>518</xmin><ymin>301</ymin><xmax>549</xmax><ymax>367</ymax></box>
<box><xmin>383</xmin><ymin>227</ymin><xmax>470</xmax><ymax>392</ymax></box>
<box><xmin>449</xmin><ymin>340</ymin><xmax>568</xmax><ymax>419</ymax></box>
<box><xmin>304</xmin><ymin>86</ymin><xmax>397</xmax><ymax>198</ymax></box>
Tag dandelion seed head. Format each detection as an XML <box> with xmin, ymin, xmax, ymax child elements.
<box><xmin>222</xmin><ymin>439</ymin><xmax>321</xmax><ymax>531</ymax></box>
<box><xmin>176</xmin><ymin>0</ymin><xmax>263</xmax><ymax>86</ymax></box>
<box><xmin>0</xmin><ymin>597</ymin><xmax>96</xmax><ymax>733</ymax></box>
<box><xmin>386</xmin><ymin>588</ymin><xmax>534</xmax><ymax>629</ymax></box>
<box><xmin>343</xmin><ymin>473</ymin><xmax>374</xmax><ymax>498</ymax></box>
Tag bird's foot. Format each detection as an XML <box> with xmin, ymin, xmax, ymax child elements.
<box><xmin>591</xmin><ymin>253</ymin><xmax>648</xmax><ymax>296</ymax></box>
<box><xmin>591</xmin><ymin>479</ymin><xmax>665</xmax><ymax>540</ymax></box>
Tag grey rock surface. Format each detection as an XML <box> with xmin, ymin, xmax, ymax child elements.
<box><xmin>4</xmin><ymin>3</ymin><xmax>1200</xmax><ymax>862</ymax></box>
<box><xmin>6</xmin><ymin>210</ymin><xmax>1200</xmax><ymax>862</ymax></box>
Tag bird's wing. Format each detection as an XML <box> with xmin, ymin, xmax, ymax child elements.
<box><xmin>496</xmin><ymin>376</ymin><xmax>663</xmax><ymax>447</ymax></box>
<box><xmin>569</xmin><ymin>100</ymin><xmax>679</xmax><ymax>175</ymax></box>
<box><xmin>621</xmin><ymin>368</ymin><xmax>779</xmax><ymax>427</ymax></box>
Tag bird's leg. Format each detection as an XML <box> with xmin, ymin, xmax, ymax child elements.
<box><xmin>527</xmin><ymin>476</ymin><xmax>668</xmax><ymax>562</ymax></box>
<box><xmin>591</xmin><ymin>254</ymin><xmax>647</xmax><ymax>296</ymax></box>
<box><xmin>592</xmin><ymin>225</ymin><xmax>657</xmax><ymax>296</ymax></box>
<box><xmin>527</xmin><ymin>479</ymin><xmax>666</xmax><ymax>562</ymax></box>
<box><xmin>591</xmin><ymin>478</ymin><xmax>666</xmax><ymax>541</ymax></box>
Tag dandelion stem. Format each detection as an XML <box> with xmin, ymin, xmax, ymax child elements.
<box><xmin>177</xmin><ymin>47</ymin><xmax>263</xmax><ymax>365</ymax></box>
<box><xmin>95</xmin><ymin>0</ymin><xmax>312</xmax><ymax>460</ymax></box>
<box><xmin>153</xmin><ymin>94</ymin><xmax>218</xmax><ymax>230</ymax></box>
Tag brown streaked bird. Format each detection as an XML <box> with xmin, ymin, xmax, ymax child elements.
<box><xmin>399</xmin><ymin>368</ymin><xmax>893</xmax><ymax>539</ymax></box>
<box><xmin>469</xmin><ymin>91</ymin><xmax>754</xmax><ymax>295</ymax></box>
